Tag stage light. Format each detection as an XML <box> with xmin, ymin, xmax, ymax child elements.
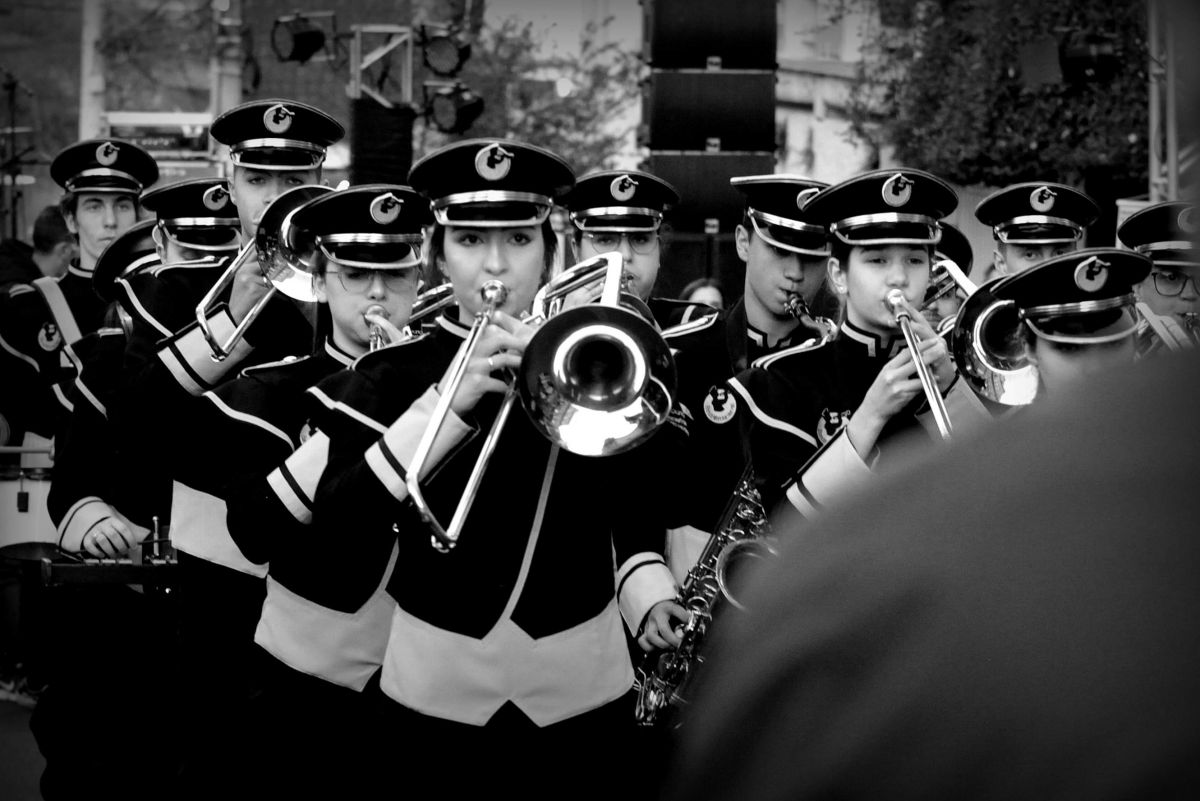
<box><xmin>424</xmin><ymin>82</ymin><xmax>485</xmax><ymax>134</ymax></box>
<box><xmin>420</xmin><ymin>25</ymin><xmax>471</xmax><ymax>77</ymax></box>
<box><xmin>271</xmin><ymin>12</ymin><xmax>334</xmax><ymax>64</ymax></box>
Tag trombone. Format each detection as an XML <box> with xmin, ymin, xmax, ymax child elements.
<box><xmin>407</xmin><ymin>252</ymin><xmax>675</xmax><ymax>552</ymax></box>
<box><xmin>888</xmin><ymin>289</ymin><xmax>952</xmax><ymax>439</ymax></box>
<box><xmin>364</xmin><ymin>284</ymin><xmax>457</xmax><ymax>351</ymax></box>
<box><xmin>949</xmin><ymin>274</ymin><xmax>1038</xmax><ymax>407</ymax></box>
<box><xmin>195</xmin><ymin>185</ymin><xmax>333</xmax><ymax>361</ymax></box>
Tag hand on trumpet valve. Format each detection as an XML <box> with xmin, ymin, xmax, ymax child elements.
<box><xmin>228</xmin><ymin>247</ymin><xmax>272</xmax><ymax>325</ymax></box>
<box><xmin>638</xmin><ymin>599</ymin><xmax>692</xmax><ymax>652</ymax></box>
<box><xmin>437</xmin><ymin>310</ymin><xmax>535</xmax><ymax>417</ymax></box>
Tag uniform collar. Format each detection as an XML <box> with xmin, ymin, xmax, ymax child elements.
<box><xmin>840</xmin><ymin>318</ymin><xmax>905</xmax><ymax>358</ymax></box>
<box><xmin>67</xmin><ymin>263</ymin><xmax>92</xmax><ymax>279</ymax></box>
<box><xmin>323</xmin><ymin>338</ymin><xmax>356</xmax><ymax>366</ymax></box>
<box><xmin>746</xmin><ymin>314</ymin><xmax>803</xmax><ymax>351</ymax></box>
<box><xmin>436</xmin><ymin>308</ymin><xmax>470</xmax><ymax>339</ymax></box>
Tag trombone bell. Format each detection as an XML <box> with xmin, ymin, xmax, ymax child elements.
<box><xmin>520</xmin><ymin>304</ymin><xmax>676</xmax><ymax>456</ymax></box>
<box><xmin>951</xmin><ymin>276</ymin><xmax>1038</xmax><ymax>406</ymax></box>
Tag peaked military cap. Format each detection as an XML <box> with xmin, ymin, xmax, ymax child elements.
<box><xmin>141</xmin><ymin>178</ymin><xmax>241</xmax><ymax>253</ymax></box>
<box><xmin>995</xmin><ymin>247</ymin><xmax>1151</xmax><ymax>345</ymax></box>
<box><xmin>975</xmin><ymin>182</ymin><xmax>1099</xmax><ymax>245</ymax></box>
<box><xmin>564</xmin><ymin>170</ymin><xmax>678</xmax><ymax>232</ymax></box>
<box><xmin>731</xmin><ymin>174</ymin><xmax>830</xmax><ymax>256</ymax></box>
<box><xmin>1117</xmin><ymin>201</ymin><xmax>1199</xmax><ymax>269</ymax></box>
<box><xmin>408</xmin><ymin>139</ymin><xmax>575</xmax><ymax>227</ymax></box>
<box><xmin>804</xmin><ymin>168</ymin><xmax>957</xmax><ymax>247</ymax></box>
<box><xmin>93</xmin><ymin>219</ymin><xmax>159</xmax><ymax>303</ymax></box>
<box><xmin>51</xmin><ymin>138</ymin><xmax>158</xmax><ymax>195</ymax></box>
<box><xmin>925</xmin><ymin>222</ymin><xmax>974</xmax><ymax>307</ymax></box>
<box><xmin>289</xmin><ymin>184</ymin><xmax>431</xmax><ymax>270</ymax></box>
<box><xmin>211</xmin><ymin>99</ymin><xmax>344</xmax><ymax>171</ymax></box>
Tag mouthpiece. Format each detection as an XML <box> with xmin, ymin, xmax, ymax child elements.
<box><xmin>886</xmin><ymin>290</ymin><xmax>910</xmax><ymax>319</ymax></box>
<box><xmin>480</xmin><ymin>280</ymin><xmax>509</xmax><ymax>308</ymax></box>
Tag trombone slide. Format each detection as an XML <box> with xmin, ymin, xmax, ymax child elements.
<box><xmin>888</xmin><ymin>290</ymin><xmax>952</xmax><ymax>439</ymax></box>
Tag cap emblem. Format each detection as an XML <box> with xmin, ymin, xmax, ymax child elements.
<box><xmin>95</xmin><ymin>141</ymin><xmax>120</xmax><ymax>167</ymax></box>
<box><xmin>263</xmin><ymin>104</ymin><xmax>294</xmax><ymax>134</ymax></box>
<box><xmin>475</xmin><ymin>144</ymin><xmax>514</xmax><ymax>181</ymax></box>
<box><xmin>202</xmin><ymin>184</ymin><xmax>230</xmax><ymax>211</ymax></box>
<box><xmin>370</xmin><ymin>192</ymin><xmax>403</xmax><ymax>225</ymax></box>
<box><xmin>882</xmin><ymin>173</ymin><xmax>912</xmax><ymax>208</ymax></box>
<box><xmin>1178</xmin><ymin>206</ymin><xmax>1196</xmax><ymax>234</ymax></box>
<box><xmin>1030</xmin><ymin>186</ymin><xmax>1057</xmax><ymax>213</ymax></box>
<box><xmin>796</xmin><ymin>187</ymin><xmax>821</xmax><ymax>210</ymax></box>
<box><xmin>610</xmin><ymin>175</ymin><xmax>638</xmax><ymax>202</ymax></box>
<box><xmin>702</xmin><ymin>385</ymin><xmax>737</xmax><ymax>425</ymax></box>
<box><xmin>1074</xmin><ymin>256</ymin><xmax>1109</xmax><ymax>293</ymax></box>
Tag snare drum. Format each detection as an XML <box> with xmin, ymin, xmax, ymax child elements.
<box><xmin>0</xmin><ymin>465</ymin><xmax>56</xmax><ymax>547</ymax></box>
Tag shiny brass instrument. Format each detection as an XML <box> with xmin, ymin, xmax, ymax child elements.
<box><xmin>196</xmin><ymin>185</ymin><xmax>333</xmax><ymax>360</ymax></box>
<box><xmin>407</xmin><ymin>252</ymin><xmax>676</xmax><ymax>552</ymax></box>
<box><xmin>888</xmin><ymin>289</ymin><xmax>952</xmax><ymax>439</ymax></box>
<box><xmin>784</xmin><ymin>291</ymin><xmax>837</xmax><ymax>344</ymax></box>
<box><xmin>635</xmin><ymin>466</ymin><xmax>774</xmax><ymax>728</ymax></box>
<box><xmin>1135</xmin><ymin>302</ymin><xmax>1200</xmax><ymax>355</ymax></box>
<box><xmin>950</xmin><ymin>274</ymin><xmax>1038</xmax><ymax>407</ymax></box>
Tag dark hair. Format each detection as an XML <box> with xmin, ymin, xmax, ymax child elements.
<box><xmin>32</xmin><ymin>205</ymin><xmax>73</xmax><ymax>252</ymax></box>
<box><xmin>681</xmin><ymin>277</ymin><xmax>723</xmax><ymax>301</ymax></box>
<box><xmin>425</xmin><ymin>219</ymin><xmax>558</xmax><ymax>286</ymax></box>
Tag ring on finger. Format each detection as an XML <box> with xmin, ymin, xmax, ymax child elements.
<box><xmin>487</xmin><ymin>355</ymin><xmax>495</xmax><ymax>372</ymax></box>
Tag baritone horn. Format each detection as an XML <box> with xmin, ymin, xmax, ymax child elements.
<box><xmin>407</xmin><ymin>252</ymin><xmax>676</xmax><ymax>552</ymax></box>
<box><xmin>196</xmin><ymin>185</ymin><xmax>333</xmax><ymax>360</ymax></box>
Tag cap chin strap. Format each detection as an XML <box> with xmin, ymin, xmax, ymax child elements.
<box><xmin>830</xmin><ymin>213</ymin><xmax>942</xmax><ymax>247</ymax></box>
<box><xmin>1023</xmin><ymin>317</ymin><xmax>1138</xmax><ymax>345</ymax></box>
<box><xmin>318</xmin><ymin>239</ymin><xmax>424</xmax><ymax>270</ymax></box>
<box><xmin>995</xmin><ymin>216</ymin><xmax>1083</xmax><ymax>245</ymax></box>
<box><xmin>155</xmin><ymin>221</ymin><xmax>242</xmax><ymax>253</ymax></box>
<box><xmin>1021</xmin><ymin>295</ymin><xmax>1138</xmax><ymax>344</ymax></box>
<box><xmin>65</xmin><ymin>169</ymin><xmax>143</xmax><ymax>192</ymax></box>
<box><xmin>432</xmin><ymin>192</ymin><xmax>552</xmax><ymax>228</ymax></box>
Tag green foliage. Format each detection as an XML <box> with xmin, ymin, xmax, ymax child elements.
<box><xmin>847</xmin><ymin>0</ymin><xmax>1149</xmax><ymax>187</ymax></box>
<box><xmin>416</xmin><ymin>16</ymin><xmax>641</xmax><ymax>171</ymax></box>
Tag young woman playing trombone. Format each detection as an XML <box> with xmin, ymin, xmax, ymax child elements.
<box><xmin>302</xmin><ymin>139</ymin><xmax>685</xmax><ymax>797</ymax></box>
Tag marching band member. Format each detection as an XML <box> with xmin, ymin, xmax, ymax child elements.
<box><xmin>975</xmin><ymin>181</ymin><xmax>1099</xmax><ymax>280</ymax></box>
<box><xmin>0</xmin><ymin>138</ymin><xmax>156</xmax><ymax>442</ymax></box>
<box><xmin>212</xmin><ymin>185</ymin><xmax>428</xmax><ymax>796</ymax></box>
<box><xmin>661</xmin><ymin>174</ymin><xmax>833</xmax><ymax>580</ymax></box>
<box><xmin>992</xmin><ymin>248</ymin><xmax>1150</xmax><ymax>396</ymax></box>
<box><xmin>721</xmin><ymin>169</ymin><xmax>979</xmax><ymax>520</ymax></box>
<box><xmin>304</xmin><ymin>139</ymin><xmax>681</xmax><ymax>796</ymax></box>
<box><xmin>923</xmin><ymin>221</ymin><xmax>973</xmax><ymax>331</ymax></box>
<box><xmin>108</xmin><ymin>100</ymin><xmax>343</xmax><ymax>799</ymax></box>
<box><xmin>1117</xmin><ymin>201</ymin><xmax>1200</xmax><ymax>353</ymax></box>
<box><xmin>565</xmin><ymin>169</ymin><xmax>711</xmax><ymax>327</ymax></box>
<box><xmin>48</xmin><ymin>177</ymin><xmax>242</xmax><ymax>556</ymax></box>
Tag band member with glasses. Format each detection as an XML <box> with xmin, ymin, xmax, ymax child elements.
<box><xmin>717</xmin><ymin>169</ymin><xmax>979</xmax><ymax>521</ymax></box>
<box><xmin>0</xmin><ymin>139</ymin><xmax>156</xmax><ymax>447</ymax></box>
<box><xmin>975</xmin><ymin>182</ymin><xmax>1099</xmax><ymax>281</ymax></box>
<box><xmin>303</xmin><ymin>139</ymin><xmax>681</xmax><ymax>796</ymax></box>
<box><xmin>992</xmin><ymin>248</ymin><xmax>1151</xmax><ymax>396</ymax></box>
<box><xmin>1117</xmin><ymin>201</ymin><xmax>1200</xmax><ymax>354</ymax></box>
<box><xmin>565</xmin><ymin>169</ymin><xmax>712</xmax><ymax>328</ymax></box>
<box><xmin>175</xmin><ymin>185</ymin><xmax>427</xmax><ymax>796</ymax></box>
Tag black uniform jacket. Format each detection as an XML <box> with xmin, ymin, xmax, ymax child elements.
<box><xmin>661</xmin><ymin>297</ymin><xmax>818</xmax><ymax>536</ymax></box>
<box><xmin>306</xmin><ymin>310</ymin><xmax>677</xmax><ymax>725</ymax></box>
<box><xmin>46</xmin><ymin>326</ymin><xmax>169</xmax><ymax>549</ymax></box>
<box><xmin>0</xmin><ymin>266</ymin><xmax>109</xmax><ymax>437</ymax></box>
<box><xmin>725</xmin><ymin>319</ymin><xmax>975</xmax><ymax>519</ymax></box>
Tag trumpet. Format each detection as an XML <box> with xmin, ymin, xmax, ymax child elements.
<box><xmin>888</xmin><ymin>289</ymin><xmax>952</xmax><ymax>439</ymax></box>
<box><xmin>407</xmin><ymin>252</ymin><xmax>675</xmax><ymax>552</ymax></box>
<box><xmin>195</xmin><ymin>185</ymin><xmax>332</xmax><ymax>360</ymax></box>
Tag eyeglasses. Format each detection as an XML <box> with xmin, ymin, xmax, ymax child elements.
<box><xmin>327</xmin><ymin>267</ymin><xmax>415</xmax><ymax>294</ymax></box>
<box><xmin>582</xmin><ymin>231</ymin><xmax>659</xmax><ymax>255</ymax></box>
<box><xmin>1152</xmin><ymin>270</ymin><xmax>1200</xmax><ymax>297</ymax></box>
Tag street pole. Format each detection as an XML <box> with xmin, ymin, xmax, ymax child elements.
<box><xmin>78</xmin><ymin>0</ymin><xmax>105</xmax><ymax>139</ymax></box>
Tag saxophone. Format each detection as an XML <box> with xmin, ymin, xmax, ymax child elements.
<box><xmin>785</xmin><ymin>291</ymin><xmax>837</xmax><ymax>344</ymax></box>
<box><xmin>634</xmin><ymin>465</ymin><xmax>775</xmax><ymax>727</ymax></box>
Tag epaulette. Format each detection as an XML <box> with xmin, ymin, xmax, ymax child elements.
<box><xmin>349</xmin><ymin>330</ymin><xmax>428</xmax><ymax>370</ymax></box>
<box><xmin>751</xmin><ymin>334</ymin><xmax>829</xmax><ymax>370</ymax></box>
<box><xmin>4</xmin><ymin>283</ymin><xmax>35</xmax><ymax>298</ymax></box>
<box><xmin>654</xmin><ymin>298</ymin><xmax>719</xmax><ymax>327</ymax></box>
<box><xmin>662</xmin><ymin>310</ymin><xmax>720</xmax><ymax>340</ymax></box>
<box><xmin>95</xmin><ymin>326</ymin><xmax>124</xmax><ymax>338</ymax></box>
